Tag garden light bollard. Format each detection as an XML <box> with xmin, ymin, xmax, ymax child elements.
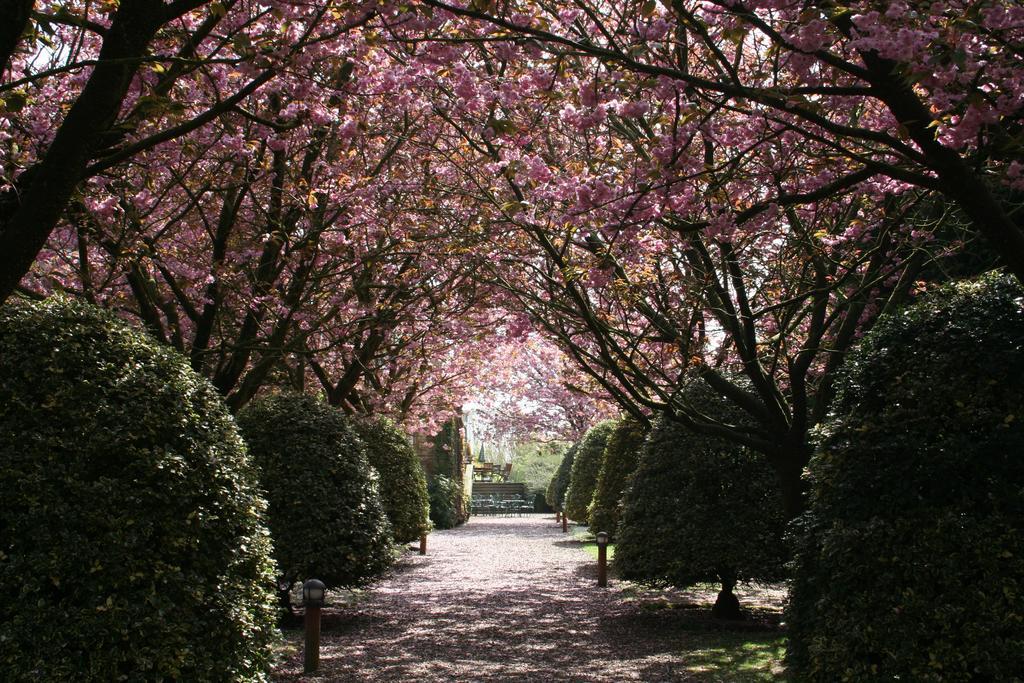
<box><xmin>562</xmin><ymin>513</ymin><xmax>568</xmax><ymax>533</ymax></box>
<box><xmin>303</xmin><ymin>578</ymin><xmax>326</xmax><ymax>674</ymax></box>
<box><xmin>419</xmin><ymin>533</ymin><xmax>427</xmax><ymax>555</ymax></box>
<box><xmin>596</xmin><ymin>531</ymin><xmax>609</xmax><ymax>587</ymax></box>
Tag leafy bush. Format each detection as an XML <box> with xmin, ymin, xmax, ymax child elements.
<box><xmin>545</xmin><ymin>441</ymin><xmax>578</xmax><ymax>511</ymax></box>
<box><xmin>237</xmin><ymin>394</ymin><xmax>394</xmax><ymax>598</ymax></box>
<box><xmin>563</xmin><ymin>420</ymin><xmax>616</xmax><ymax>523</ymax></box>
<box><xmin>354</xmin><ymin>417</ymin><xmax>430</xmax><ymax>543</ymax></box>
<box><xmin>589</xmin><ymin>418</ymin><xmax>647</xmax><ymax>539</ymax></box>
<box><xmin>616</xmin><ymin>413</ymin><xmax>786</xmax><ymax>619</ymax></box>
<box><xmin>786</xmin><ymin>273</ymin><xmax>1024</xmax><ymax>681</ymax></box>
<box><xmin>0</xmin><ymin>298</ymin><xmax>278</xmax><ymax>681</ymax></box>
<box><xmin>432</xmin><ymin>419</ymin><xmax>469</xmax><ymax>524</ymax></box>
<box><xmin>428</xmin><ymin>475</ymin><xmax>466</xmax><ymax>529</ymax></box>
<box><xmin>510</xmin><ymin>440</ymin><xmax>567</xmax><ymax>493</ymax></box>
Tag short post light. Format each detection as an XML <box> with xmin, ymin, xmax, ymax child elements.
<box><xmin>419</xmin><ymin>532</ymin><xmax>427</xmax><ymax>555</ymax></box>
<box><xmin>302</xmin><ymin>578</ymin><xmax>326</xmax><ymax>673</ymax></box>
<box><xmin>595</xmin><ymin>531</ymin><xmax>609</xmax><ymax>588</ymax></box>
<box><xmin>555</xmin><ymin>510</ymin><xmax>561</xmax><ymax>524</ymax></box>
<box><xmin>562</xmin><ymin>512</ymin><xmax>568</xmax><ymax>533</ymax></box>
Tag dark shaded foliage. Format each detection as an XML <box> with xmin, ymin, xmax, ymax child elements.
<box><xmin>787</xmin><ymin>272</ymin><xmax>1024</xmax><ymax>682</ymax></box>
<box><xmin>616</xmin><ymin>408</ymin><xmax>786</xmax><ymax>619</ymax></box>
<box><xmin>545</xmin><ymin>441</ymin><xmax>578</xmax><ymax>511</ymax></box>
<box><xmin>564</xmin><ymin>420</ymin><xmax>616</xmax><ymax>523</ymax></box>
<box><xmin>0</xmin><ymin>298</ymin><xmax>278</xmax><ymax>681</ymax></box>
<box><xmin>238</xmin><ymin>394</ymin><xmax>394</xmax><ymax>595</ymax></box>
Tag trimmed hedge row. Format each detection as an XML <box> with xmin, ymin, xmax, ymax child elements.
<box><xmin>563</xmin><ymin>420</ymin><xmax>616</xmax><ymax>523</ymax></box>
<box><xmin>545</xmin><ymin>442</ymin><xmax>578</xmax><ymax>512</ymax></box>
<box><xmin>787</xmin><ymin>273</ymin><xmax>1024</xmax><ymax>681</ymax></box>
<box><xmin>588</xmin><ymin>418</ymin><xmax>647</xmax><ymax>540</ymax></box>
<box><xmin>428</xmin><ymin>475</ymin><xmax>466</xmax><ymax>529</ymax></box>
<box><xmin>355</xmin><ymin>417</ymin><xmax>431</xmax><ymax>543</ymax></box>
<box><xmin>431</xmin><ymin>420</ymin><xmax>469</xmax><ymax>526</ymax></box>
<box><xmin>0</xmin><ymin>299</ymin><xmax>278</xmax><ymax>681</ymax></box>
<box><xmin>237</xmin><ymin>394</ymin><xmax>395</xmax><ymax>598</ymax></box>
<box><xmin>615</xmin><ymin>408</ymin><xmax>786</xmax><ymax>619</ymax></box>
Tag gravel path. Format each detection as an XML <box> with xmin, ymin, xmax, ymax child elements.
<box><xmin>272</xmin><ymin>514</ymin><xmax>783</xmax><ymax>682</ymax></box>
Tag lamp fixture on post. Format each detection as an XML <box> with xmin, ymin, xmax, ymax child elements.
<box><xmin>595</xmin><ymin>532</ymin><xmax>609</xmax><ymax>588</ymax></box>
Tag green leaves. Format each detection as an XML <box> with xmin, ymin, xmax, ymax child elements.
<box><xmin>563</xmin><ymin>420</ymin><xmax>616</xmax><ymax>524</ymax></box>
<box><xmin>787</xmin><ymin>273</ymin><xmax>1024</xmax><ymax>681</ymax></box>
<box><xmin>0</xmin><ymin>298</ymin><xmax>278</xmax><ymax>682</ymax></box>
<box><xmin>355</xmin><ymin>417</ymin><xmax>431</xmax><ymax>543</ymax></box>
<box><xmin>615</xmin><ymin>412</ymin><xmax>787</xmax><ymax>593</ymax></box>
<box><xmin>237</xmin><ymin>394</ymin><xmax>394</xmax><ymax>590</ymax></box>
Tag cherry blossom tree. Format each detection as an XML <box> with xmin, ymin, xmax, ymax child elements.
<box><xmin>469</xmin><ymin>333</ymin><xmax>619</xmax><ymax>443</ymax></box>
<box><xmin>0</xmin><ymin>0</ymin><xmax>375</xmax><ymax>303</ymax></box>
<box><xmin>416</xmin><ymin>0</ymin><xmax>1024</xmax><ymax>281</ymax></box>
<box><xmin>363</xmin><ymin>2</ymin><xmax>977</xmax><ymax>513</ymax></box>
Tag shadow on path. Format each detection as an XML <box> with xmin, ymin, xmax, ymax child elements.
<box><xmin>273</xmin><ymin>515</ymin><xmax>784</xmax><ymax>682</ymax></box>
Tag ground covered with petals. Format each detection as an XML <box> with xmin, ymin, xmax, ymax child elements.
<box><xmin>273</xmin><ymin>515</ymin><xmax>785</xmax><ymax>682</ymax></box>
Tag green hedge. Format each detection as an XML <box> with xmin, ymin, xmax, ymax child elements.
<box><xmin>616</xmin><ymin>412</ymin><xmax>786</xmax><ymax>618</ymax></box>
<box><xmin>0</xmin><ymin>298</ymin><xmax>278</xmax><ymax>681</ymax></box>
<box><xmin>589</xmin><ymin>418</ymin><xmax>647</xmax><ymax>540</ymax></box>
<box><xmin>237</xmin><ymin>394</ymin><xmax>394</xmax><ymax>597</ymax></box>
<box><xmin>786</xmin><ymin>273</ymin><xmax>1024</xmax><ymax>681</ymax></box>
<box><xmin>355</xmin><ymin>417</ymin><xmax>430</xmax><ymax>543</ymax></box>
<box><xmin>428</xmin><ymin>475</ymin><xmax>466</xmax><ymax>529</ymax></box>
<box><xmin>546</xmin><ymin>441</ymin><xmax>578</xmax><ymax>511</ymax></box>
<box><xmin>432</xmin><ymin>420</ymin><xmax>469</xmax><ymax>524</ymax></box>
<box><xmin>563</xmin><ymin>420</ymin><xmax>616</xmax><ymax>523</ymax></box>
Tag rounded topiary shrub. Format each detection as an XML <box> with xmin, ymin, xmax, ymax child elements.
<box><xmin>0</xmin><ymin>298</ymin><xmax>278</xmax><ymax>681</ymax></box>
<box><xmin>354</xmin><ymin>417</ymin><xmax>430</xmax><ymax>543</ymax></box>
<box><xmin>616</xmin><ymin>413</ymin><xmax>786</xmax><ymax>619</ymax></box>
<box><xmin>237</xmin><ymin>394</ymin><xmax>394</xmax><ymax>602</ymax></box>
<box><xmin>786</xmin><ymin>273</ymin><xmax>1024</xmax><ymax>682</ymax></box>
<box><xmin>546</xmin><ymin>441</ymin><xmax>578</xmax><ymax>511</ymax></box>
<box><xmin>589</xmin><ymin>418</ymin><xmax>647</xmax><ymax>540</ymax></box>
<box><xmin>563</xmin><ymin>420</ymin><xmax>616</xmax><ymax>523</ymax></box>
<box><xmin>428</xmin><ymin>474</ymin><xmax>464</xmax><ymax>529</ymax></box>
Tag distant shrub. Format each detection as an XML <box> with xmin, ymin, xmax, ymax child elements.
<box><xmin>238</xmin><ymin>394</ymin><xmax>394</xmax><ymax>601</ymax></box>
<box><xmin>589</xmin><ymin>418</ymin><xmax>647</xmax><ymax>540</ymax></box>
<box><xmin>546</xmin><ymin>442</ymin><xmax>578</xmax><ymax>511</ymax></box>
<box><xmin>563</xmin><ymin>421</ymin><xmax>616</xmax><ymax>523</ymax></box>
<box><xmin>616</xmin><ymin>411</ymin><xmax>786</xmax><ymax>619</ymax></box>
<box><xmin>510</xmin><ymin>441</ymin><xmax>567</xmax><ymax>493</ymax></box>
<box><xmin>533</xmin><ymin>490</ymin><xmax>553</xmax><ymax>513</ymax></box>
<box><xmin>787</xmin><ymin>273</ymin><xmax>1024</xmax><ymax>681</ymax></box>
<box><xmin>0</xmin><ymin>298</ymin><xmax>278</xmax><ymax>681</ymax></box>
<box><xmin>428</xmin><ymin>475</ymin><xmax>465</xmax><ymax>529</ymax></box>
<box><xmin>355</xmin><ymin>417</ymin><xmax>431</xmax><ymax>543</ymax></box>
<box><xmin>432</xmin><ymin>419</ymin><xmax>469</xmax><ymax>524</ymax></box>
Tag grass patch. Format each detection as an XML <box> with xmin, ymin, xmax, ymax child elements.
<box><xmin>680</xmin><ymin>632</ymin><xmax>786</xmax><ymax>681</ymax></box>
<box><xmin>570</xmin><ymin>526</ymin><xmax>616</xmax><ymax>561</ymax></box>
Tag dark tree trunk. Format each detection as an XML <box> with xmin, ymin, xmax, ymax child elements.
<box><xmin>770</xmin><ymin>439</ymin><xmax>812</xmax><ymax>521</ymax></box>
<box><xmin>0</xmin><ymin>0</ymin><xmax>165</xmax><ymax>304</ymax></box>
<box><xmin>0</xmin><ymin>0</ymin><xmax>34</xmax><ymax>74</ymax></box>
<box><xmin>712</xmin><ymin>571</ymin><xmax>743</xmax><ymax>620</ymax></box>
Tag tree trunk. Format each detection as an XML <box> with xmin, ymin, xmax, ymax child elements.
<box><xmin>712</xmin><ymin>571</ymin><xmax>743</xmax><ymax>620</ymax></box>
<box><xmin>768</xmin><ymin>438</ymin><xmax>812</xmax><ymax>520</ymax></box>
<box><xmin>0</xmin><ymin>0</ymin><xmax>165</xmax><ymax>304</ymax></box>
<box><xmin>0</xmin><ymin>0</ymin><xmax>34</xmax><ymax>74</ymax></box>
